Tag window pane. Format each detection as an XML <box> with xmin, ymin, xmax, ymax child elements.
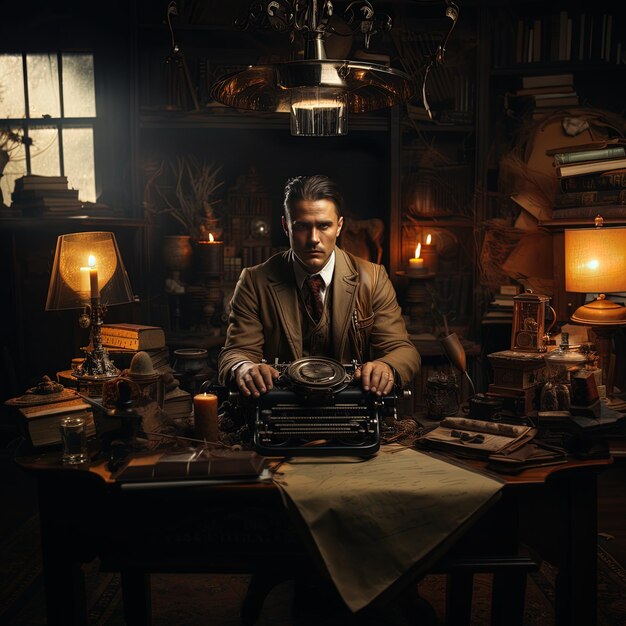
<box><xmin>27</xmin><ymin>54</ymin><xmax>60</xmax><ymax>118</ymax></box>
<box><xmin>63</xmin><ymin>127</ymin><xmax>95</xmax><ymax>202</ymax></box>
<box><xmin>62</xmin><ymin>54</ymin><xmax>96</xmax><ymax>117</ymax></box>
<box><xmin>0</xmin><ymin>138</ymin><xmax>27</xmax><ymax>205</ymax></box>
<box><xmin>29</xmin><ymin>126</ymin><xmax>60</xmax><ymax>175</ymax></box>
<box><xmin>0</xmin><ymin>54</ymin><xmax>25</xmax><ymax>118</ymax></box>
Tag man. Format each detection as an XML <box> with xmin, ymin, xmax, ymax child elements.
<box><xmin>218</xmin><ymin>174</ymin><xmax>420</xmax><ymax>395</ymax></box>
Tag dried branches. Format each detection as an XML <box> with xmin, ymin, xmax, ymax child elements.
<box><xmin>147</xmin><ymin>156</ymin><xmax>224</xmax><ymax>240</ymax></box>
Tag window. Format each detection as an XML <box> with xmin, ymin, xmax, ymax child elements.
<box><xmin>0</xmin><ymin>52</ymin><xmax>97</xmax><ymax>205</ymax></box>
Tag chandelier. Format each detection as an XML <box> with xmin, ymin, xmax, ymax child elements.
<box><xmin>210</xmin><ymin>0</ymin><xmax>416</xmax><ymax>136</ymax></box>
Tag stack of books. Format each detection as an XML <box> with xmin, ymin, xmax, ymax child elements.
<box><xmin>11</xmin><ymin>175</ymin><xmax>82</xmax><ymax>215</ymax></box>
<box><xmin>5</xmin><ymin>389</ymin><xmax>96</xmax><ymax>448</ymax></box>
<box><xmin>505</xmin><ymin>74</ymin><xmax>579</xmax><ymax>121</ymax></box>
<box><xmin>482</xmin><ymin>285</ymin><xmax>521</xmax><ymax>324</ymax></box>
<box><xmin>101</xmin><ymin>324</ymin><xmax>171</xmax><ymax>372</ymax></box>
<box><xmin>548</xmin><ymin>139</ymin><xmax>626</xmax><ymax>218</ymax></box>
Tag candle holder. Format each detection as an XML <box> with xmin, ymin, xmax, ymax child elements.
<box><xmin>397</xmin><ymin>270</ymin><xmax>436</xmax><ymax>334</ymax></box>
<box><xmin>74</xmin><ymin>296</ymin><xmax>120</xmax><ymax>379</ymax></box>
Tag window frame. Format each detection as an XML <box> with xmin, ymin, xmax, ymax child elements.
<box><xmin>0</xmin><ymin>50</ymin><xmax>98</xmax><ymax>201</ymax></box>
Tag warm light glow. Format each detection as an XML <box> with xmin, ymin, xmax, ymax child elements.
<box><xmin>46</xmin><ymin>231</ymin><xmax>133</xmax><ymax>311</ymax></box>
<box><xmin>565</xmin><ymin>226</ymin><xmax>626</xmax><ymax>293</ymax></box>
<box><xmin>415</xmin><ymin>243</ymin><xmax>422</xmax><ymax>259</ymax></box>
<box><xmin>426</xmin><ymin>234</ymin><xmax>432</xmax><ymax>245</ymax></box>
<box><xmin>208</xmin><ymin>232</ymin><xmax>215</xmax><ymax>243</ymax></box>
<box><xmin>290</xmin><ymin>87</ymin><xmax>348</xmax><ymax>136</ymax></box>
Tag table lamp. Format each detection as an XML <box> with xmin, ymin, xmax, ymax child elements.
<box><xmin>46</xmin><ymin>232</ymin><xmax>134</xmax><ymax>380</ymax></box>
<box><xmin>564</xmin><ymin>216</ymin><xmax>626</xmax><ymax>396</ymax></box>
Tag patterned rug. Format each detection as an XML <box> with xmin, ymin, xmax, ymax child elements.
<box><xmin>1</xmin><ymin>516</ymin><xmax>625</xmax><ymax>625</ymax></box>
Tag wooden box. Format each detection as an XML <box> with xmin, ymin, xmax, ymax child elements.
<box><xmin>488</xmin><ymin>350</ymin><xmax>546</xmax><ymax>390</ymax></box>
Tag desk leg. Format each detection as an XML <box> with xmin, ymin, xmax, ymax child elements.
<box><xmin>38</xmin><ymin>485</ymin><xmax>87</xmax><ymax>626</ymax></box>
<box><xmin>445</xmin><ymin>571</ymin><xmax>473</xmax><ymax>626</ymax></box>
<box><xmin>121</xmin><ymin>570</ymin><xmax>152</xmax><ymax>626</ymax></box>
<box><xmin>554</xmin><ymin>472</ymin><xmax>598</xmax><ymax>626</ymax></box>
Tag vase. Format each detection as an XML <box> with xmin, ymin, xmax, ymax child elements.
<box><xmin>162</xmin><ymin>235</ymin><xmax>193</xmax><ymax>277</ymax></box>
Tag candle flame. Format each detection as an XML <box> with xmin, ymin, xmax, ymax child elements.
<box><xmin>88</xmin><ymin>254</ymin><xmax>96</xmax><ymax>267</ymax></box>
<box><xmin>426</xmin><ymin>234</ymin><xmax>432</xmax><ymax>245</ymax></box>
<box><xmin>208</xmin><ymin>233</ymin><xmax>215</xmax><ymax>242</ymax></box>
<box><xmin>415</xmin><ymin>243</ymin><xmax>421</xmax><ymax>259</ymax></box>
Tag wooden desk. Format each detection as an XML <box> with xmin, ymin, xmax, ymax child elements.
<box><xmin>17</xmin><ymin>448</ymin><xmax>610</xmax><ymax>626</ymax></box>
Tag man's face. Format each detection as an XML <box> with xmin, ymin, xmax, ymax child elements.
<box><xmin>282</xmin><ymin>198</ymin><xmax>344</xmax><ymax>274</ymax></box>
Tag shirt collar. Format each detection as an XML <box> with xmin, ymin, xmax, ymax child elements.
<box><xmin>293</xmin><ymin>249</ymin><xmax>336</xmax><ymax>290</ymax></box>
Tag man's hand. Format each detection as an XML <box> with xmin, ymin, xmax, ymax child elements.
<box><xmin>355</xmin><ymin>360</ymin><xmax>395</xmax><ymax>396</ymax></box>
<box><xmin>235</xmin><ymin>362</ymin><xmax>280</xmax><ymax>398</ymax></box>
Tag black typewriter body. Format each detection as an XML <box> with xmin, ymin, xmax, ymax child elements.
<box><xmin>224</xmin><ymin>357</ymin><xmax>404</xmax><ymax>457</ymax></box>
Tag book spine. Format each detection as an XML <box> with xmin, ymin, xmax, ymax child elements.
<box><xmin>554</xmin><ymin>147</ymin><xmax>626</xmax><ymax>165</ymax></box>
<box><xmin>101</xmin><ymin>335</ymin><xmax>141</xmax><ymax>350</ymax></box>
<box><xmin>556</xmin><ymin>157</ymin><xmax>626</xmax><ymax>178</ymax></box>
<box><xmin>560</xmin><ymin>169</ymin><xmax>626</xmax><ymax>191</ymax></box>
<box><xmin>554</xmin><ymin>189</ymin><xmax>626</xmax><ymax>208</ymax></box>
<box><xmin>101</xmin><ymin>328</ymin><xmax>144</xmax><ymax>339</ymax></box>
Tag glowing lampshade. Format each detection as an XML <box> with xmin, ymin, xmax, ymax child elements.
<box><xmin>46</xmin><ymin>231</ymin><xmax>134</xmax><ymax>310</ymax></box>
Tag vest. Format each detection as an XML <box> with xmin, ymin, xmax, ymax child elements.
<box><xmin>300</xmin><ymin>287</ymin><xmax>333</xmax><ymax>357</ymax></box>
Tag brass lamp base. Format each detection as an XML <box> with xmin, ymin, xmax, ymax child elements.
<box><xmin>570</xmin><ymin>294</ymin><xmax>626</xmax><ymax>325</ymax></box>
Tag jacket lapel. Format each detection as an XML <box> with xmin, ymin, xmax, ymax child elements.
<box><xmin>268</xmin><ymin>252</ymin><xmax>302</xmax><ymax>360</ymax></box>
<box><xmin>331</xmin><ymin>248</ymin><xmax>358</xmax><ymax>360</ymax></box>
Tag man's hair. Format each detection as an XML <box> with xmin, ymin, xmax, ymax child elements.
<box><xmin>283</xmin><ymin>175</ymin><xmax>343</xmax><ymax>219</ymax></box>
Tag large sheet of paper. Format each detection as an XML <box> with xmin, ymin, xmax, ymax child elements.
<box><xmin>275</xmin><ymin>446</ymin><xmax>503</xmax><ymax>612</ymax></box>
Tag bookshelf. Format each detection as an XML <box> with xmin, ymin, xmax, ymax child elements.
<box><xmin>474</xmin><ymin>0</ymin><xmax>626</xmax><ymax>337</ymax></box>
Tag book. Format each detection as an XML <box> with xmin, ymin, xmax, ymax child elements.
<box><xmin>560</xmin><ymin>168</ymin><xmax>626</xmax><ymax>192</ymax></box>
<box><xmin>12</xmin><ymin>396</ymin><xmax>96</xmax><ymax>447</ymax></box>
<box><xmin>515</xmin><ymin>84</ymin><xmax>575</xmax><ymax>97</ymax></box>
<box><xmin>13</xmin><ymin>174</ymin><xmax>68</xmax><ymax>189</ymax></box>
<box><xmin>500</xmin><ymin>284</ymin><xmax>522</xmax><ymax>296</ymax></box>
<box><xmin>487</xmin><ymin>441</ymin><xmax>567</xmax><ymax>474</ymax></box>
<box><xmin>105</xmin><ymin>346</ymin><xmax>171</xmax><ymax>371</ymax></box>
<box><xmin>556</xmin><ymin>157</ymin><xmax>626</xmax><ymax>178</ymax></box>
<box><xmin>101</xmin><ymin>324</ymin><xmax>166</xmax><ymax>350</ymax></box>
<box><xmin>115</xmin><ymin>450</ymin><xmax>268</xmax><ymax>483</ymax></box>
<box><xmin>554</xmin><ymin>189</ymin><xmax>626</xmax><ymax>208</ymax></box>
<box><xmin>552</xmin><ymin>205</ymin><xmax>626</xmax><ymax>219</ymax></box>
<box><xmin>522</xmin><ymin>73</ymin><xmax>573</xmax><ymax>90</ymax></box>
<box><xmin>533</xmin><ymin>95</ymin><xmax>579</xmax><ymax>108</ymax></box>
<box><xmin>418</xmin><ymin>417</ymin><xmax>537</xmax><ymax>458</ymax></box>
<box><xmin>554</xmin><ymin>146</ymin><xmax>625</xmax><ymax>165</ymax></box>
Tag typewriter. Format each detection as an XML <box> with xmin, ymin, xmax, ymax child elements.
<box><xmin>222</xmin><ymin>357</ymin><xmax>409</xmax><ymax>457</ymax></box>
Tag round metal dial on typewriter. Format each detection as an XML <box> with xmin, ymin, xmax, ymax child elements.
<box><xmin>284</xmin><ymin>357</ymin><xmax>351</xmax><ymax>395</ymax></box>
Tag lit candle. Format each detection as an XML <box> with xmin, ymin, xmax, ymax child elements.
<box><xmin>193</xmin><ymin>392</ymin><xmax>219</xmax><ymax>442</ymax></box>
<box><xmin>409</xmin><ymin>243</ymin><xmax>426</xmax><ymax>273</ymax></box>
<box><xmin>79</xmin><ymin>254</ymin><xmax>99</xmax><ymax>297</ymax></box>
<box><xmin>195</xmin><ymin>233</ymin><xmax>224</xmax><ymax>275</ymax></box>
<box><xmin>88</xmin><ymin>255</ymin><xmax>99</xmax><ymax>299</ymax></box>
<box><xmin>420</xmin><ymin>233</ymin><xmax>439</xmax><ymax>273</ymax></box>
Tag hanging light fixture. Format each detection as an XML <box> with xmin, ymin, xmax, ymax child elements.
<box><xmin>209</xmin><ymin>1</ymin><xmax>416</xmax><ymax>136</ymax></box>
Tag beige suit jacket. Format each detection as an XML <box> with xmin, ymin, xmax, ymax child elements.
<box><xmin>218</xmin><ymin>248</ymin><xmax>420</xmax><ymax>386</ymax></box>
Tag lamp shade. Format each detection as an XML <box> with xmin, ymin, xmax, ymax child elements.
<box><xmin>564</xmin><ymin>226</ymin><xmax>626</xmax><ymax>294</ymax></box>
<box><xmin>46</xmin><ymin>232</ymin><xmax>134</xmax><ymax>310</ymax></box>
